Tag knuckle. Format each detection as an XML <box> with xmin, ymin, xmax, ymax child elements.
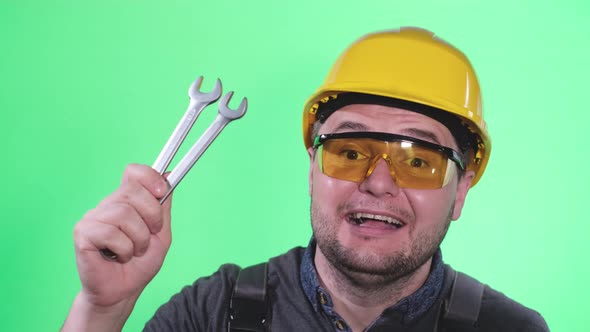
<box><xmin>121</xmin><ymin>239</ymin><xmax>137</xmax><ymax>262</ymax></box>
<box><xmin>122</xmin><ymin>163</ymin><xmax>143</xmax><ymax>184</ymax></box>
<box><xmin>73</xmin><ymin>213</ymin><xmax>95</xmax><ymax>240</ymax></box>
<box><xmin>73</xmin><ymin>221</ymin><xmax>84</xmax><ymax>237</ymax></box>
<box><xmin>118</xmin><ymin>250</ymin><xmax>133</xmax><ymax>263</ymax></box>
<box><xmin>136</xmin><ymin>233</ymin><xmax>150</xmax><ymax>255</ymax></box>
<box><xmin>112</xmin><ymin>203</ymin><xmax>136</xmax><ymax>219</ymax></box>
<box><xmin>81</xmin><ymin>207</ymin><xmax>98</xmax><ymax>221</ymax></box>
<box><xmin>145</xmin><ymin>203</ymin><xmax>163</xmax><ymax>227</ymax></box>
<box><xmin>117</xmin><ymin>190</ymin><xmax>134</xmax><ymax>205</ymax></box>
<box><xmin>124</xmin><ymin>163</ymin><xmax>142</xmax><ymax>175</ymax></box>
<box><xmin>124</xmin><ymin>163</ymin><xmax>154</xmax><ymax>181</ymax></box>
<box><xmin>133</xmin><ymin>216</ymin><xmax>151</xmax><ymax>239</ymax></box>
<box><xmin>102</xmin><ymin>223</ymin><xmax>120</xmax><ymax>239</ymax></box>
<box><xmin>72</xmin><ymin>221</ymin><xmax>87</xmax><ymax>245</ymax></box>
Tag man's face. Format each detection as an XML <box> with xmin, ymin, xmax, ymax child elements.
<box><xmin>309</xmin><ymin>104</ymin><xmax>474</xmax><ymax>284</ymax></box>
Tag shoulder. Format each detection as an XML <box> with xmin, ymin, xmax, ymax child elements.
<box><xmin>444</xmin><ymin>267</ymin><xmax>549</xmax><ymax>332</ymax></box>
<box><xmin>144</xmin><ymin>263</ymin><xmax>241</xmax><ymax>331</ymax></box>
<box><xmin>478</xmin><ymin>284</ymin><xmax>549</xmax><ymax>332</ymax></box>
<box><xmin>144</xmin><ymin>247</ymin><xmax>307</xmax><ymax>331</ymax></box>
<box><xmin>267</xmin><ymin>246</ymin><xmax>306</xmax><ymax>272</ymax></box>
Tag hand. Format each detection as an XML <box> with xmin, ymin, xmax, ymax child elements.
<box><xmin>73</xmin><ymin>164</ymin><xmax>172</xmax><ymax>309</ymax></box>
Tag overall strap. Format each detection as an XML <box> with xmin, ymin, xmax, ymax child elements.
<box><xmin>228</xmin><ymin>262</ymin><xmax>270</xmax><ymax>332</ymax></box>
<box><xmin>440</xmin><ymin>265</ymin><xmax>485</xmax><ymax>330</ymax></box>
<box><xmin>227</xmin><ymin>262</ymin><xmax>484</xmax><ymax>332</ymax></box>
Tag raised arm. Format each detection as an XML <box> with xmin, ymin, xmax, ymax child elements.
<box><xmin>62</xmin><ymin>164</ymin><xmax>173</xmax><ymax>332</ymax></box>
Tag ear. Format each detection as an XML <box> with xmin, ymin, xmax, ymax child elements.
<box><xmin>451</xmin><ymin>170</ymin><xmax>475</xmax><ymax>220</ymax></box>
<box><xmin>308</xmin><ymin>147</ymin><xmax>315</xmax><ymax>196</ymax></box>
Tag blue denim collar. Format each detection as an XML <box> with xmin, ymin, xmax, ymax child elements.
<box><xmin>300</xmin><ymin>237</ymin><xmax>445</xmax><ymax>325</ymax></box>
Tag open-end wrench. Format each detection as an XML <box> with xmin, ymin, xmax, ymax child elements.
<box><xmin>99</xmin><ymin>77</ymin><xmax>246</xmax><ymax>262</ymax></box>
<box><xmin>159</xmin><ymin>91</ymin><xmax>247</xmax><ymax>203</ymax></box>
<box><xmin>152</xmin><ymin>76</ymin><xmax>222</xmax><ymax>174</ymax></box>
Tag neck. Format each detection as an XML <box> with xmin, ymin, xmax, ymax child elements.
<box><xmin>314</xmin><ymin>247</ymin><xmax>433</xmax><ymax>332</ymax></box>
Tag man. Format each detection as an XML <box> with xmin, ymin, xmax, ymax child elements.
<box><xmin>62</xmin><ymin>27</ymin><xmax>549</xmax><ymax>331</ymax></box>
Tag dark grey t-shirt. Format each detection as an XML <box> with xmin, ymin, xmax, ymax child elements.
<box><xmin>144</xmin><ymin>246</ymin><xmax>549</xmax><ymax>331</ymax></box>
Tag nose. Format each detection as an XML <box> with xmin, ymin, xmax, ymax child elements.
<box><xmin>358</xmin><ymin>157</ymin><xmax>400</xmax><ymax>197</ymax></box>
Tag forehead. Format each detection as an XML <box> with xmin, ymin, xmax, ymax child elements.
<box><xmin>320</xmin><ymin>104</ymin><xmax>457</xmax><ymax>148</ymax></box>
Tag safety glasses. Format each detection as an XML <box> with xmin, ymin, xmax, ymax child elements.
<box><xmin>313</xmin><ymin>132</ymin><xmax>465</xmax><ymax>189</ymax></box>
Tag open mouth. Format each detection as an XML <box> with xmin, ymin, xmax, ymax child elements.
<box><xmin>347</xmin><ymin>212</ymin><xmax>405</xmax><ymax>229</ymax></box>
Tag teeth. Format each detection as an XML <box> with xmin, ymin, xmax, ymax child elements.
<box><xmin>352</xmin><ymin>212</ymin><xmax>403</xmax><ymax>226</ymax></box>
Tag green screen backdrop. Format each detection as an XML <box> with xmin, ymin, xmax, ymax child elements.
<box><xmin>1</xmin><ymin>1</ymin><xmax>588</xmax><ymax>331</ymax></box>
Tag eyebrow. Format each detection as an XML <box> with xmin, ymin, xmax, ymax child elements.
<box><xmin>400</xmin><ymin>128</ymin><xmax>441</xmax><ymax>144</ymax></box>
<box><xmin>330</xmin><ymin>121</ymin><xmax>443</xmax><ymax>145</ymax></box>
<box><xmin>332</xmin><ymin>121</ymin><xmax>369</xmax><ymax>132</ymax></box>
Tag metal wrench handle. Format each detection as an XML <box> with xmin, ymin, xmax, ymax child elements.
<box><xmin>160</xmin><ymin>92</ymin><xmax>247</xmax><ymax>203</ymax></box>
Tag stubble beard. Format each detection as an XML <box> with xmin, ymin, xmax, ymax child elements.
<box><xmin>311</xmin><ymin>199</ymin><xmax>453</xmax><ymax>292</ymax></box>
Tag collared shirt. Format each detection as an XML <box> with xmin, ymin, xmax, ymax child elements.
<box><xmin>299</xmin><ymin>238</ymin><xmax>445</xmax><ymax>331</ymax></box>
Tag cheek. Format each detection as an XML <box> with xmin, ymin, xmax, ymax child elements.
<box><xmin>311</xmin><ymin>167</ymin><xmax>357</xmax><ymax>211</ymax></box>
<box><xmin>405</xmin><ymin>187</ymin><xmax>456</xmax><ymax>221</ymax></box>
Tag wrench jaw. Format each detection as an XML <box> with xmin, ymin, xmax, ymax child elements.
<box><xmin>152</xmin><ymin>77</ymin><xmax>224</xmax><ymax>175</ymax></box>
<box><xmin>218</xmin><ymin>91</ymin><xmax>248</xmax><ymax>120</ymax></box>
<box><xmin>189</xmin><ymin>76</ymin><xmax>223</xmax><ymax>103</ymax></box>
<box><xmin>161</xmin><ymin>93</ymin><xmax>248</xmax><ymax>203</ymax></box>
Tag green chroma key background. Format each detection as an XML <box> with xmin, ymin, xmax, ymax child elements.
<box><xmin>1</xmin><ymin>1</ymin><xmax>587</xmax><ymax>331</ymax></box>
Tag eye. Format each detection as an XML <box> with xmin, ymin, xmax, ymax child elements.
<box><xmin>341</xmin><ymin>149</ymin><xmax>367</xmax><ymax>160</ymax></box>
<box><xmin>409</xmin><ymin>158</ymin><xmax>428</xmax><ymax>168</ymax></box>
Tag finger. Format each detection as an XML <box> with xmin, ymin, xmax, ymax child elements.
<box><xmin>86</xmin><ymin>204</ymin><xmax>151</xmax><ymax>257</ymax></box>
<box><xmin>101</xmin><ymin>166</ymin><xmax>167</xmax><ymax>233</ymax></box>
<box><xmin>153</xmin><ymin>172</ymin><xmax>173</xmax><ymax>249</ymax></box>
<box><xmin>74</xmin><ymin>220</ymin><xmax>135</xmax><ymax>263</ymax></box>
<box><xmin>105</xmin><ymin>182</ymin><xmax>165</xmax><ymax>234</ymax></box>
<box><xmin>121</xmin><ymin>163</ymin><xmax>169</xmax><ymax>199</ymax></box>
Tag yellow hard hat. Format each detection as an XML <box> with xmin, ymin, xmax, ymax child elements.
<box><xmin>303</xmin><ymin>27</ymin><xmax>491</xmax><ymax>186</ymax></box>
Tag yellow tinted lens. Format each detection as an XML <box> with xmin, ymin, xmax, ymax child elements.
<box><xmin>320</xmin><ymin>138</ymin><xmax>450</xmax><ymax>189</ymax></box>
<box><xmin>320</xmin><ymin>138</ymin><xmax>374</xmax><ymax>182</ymax></box>
<box><xmin>391</xmin><ymin>142</ymin><xmax>449</xmax><ymax>189</ymax></box>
